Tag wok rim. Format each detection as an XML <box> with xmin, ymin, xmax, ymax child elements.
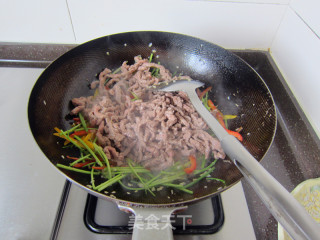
<box><xmin>27</xmin><ymin>31</ymin><xmax>277</xmax><ymax>207</ymax></box>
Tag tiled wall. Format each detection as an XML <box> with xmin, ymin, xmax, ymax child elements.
<box><xmin>66</xmin><ymin>0</ymin><xmax>286</xmax><ymax>49</ymax></box>
<box><xmin>271</xmin><ymin>0</ymin><xmax>320</xmax><ymax>137</ymax></box>
<box><xmin>0</xmin><ymin>0</ymin><xmax>319</xmax><ymax>136</ymax></box>
<box><xmin>0</xmin><ymin>0</ymin><xmax>287</xmax><ymax>48</ymax></box>
<box><xmin>0</xmin><ymin>0</ymin><xmax>74</xmax><ymax>43</ymax></box>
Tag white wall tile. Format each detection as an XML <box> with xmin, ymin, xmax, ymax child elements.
<box><xmin>0</xmin><ymin>0</ymin><xmax>75</xmax><ymax>43</ymax></box>
<box><xmin>290</xmin><ymin>0</ymin><xmax>320</xmax><ymax>38</ymax></box>
<box><xmin>68</xmin><ymin>0</ymin><xmax>286</xmax><ymax>50</ymax></box>
<box><xmin>271</xmin><ymin>8</ymin><xmax>320</xmax><ymax>136</ymax></box>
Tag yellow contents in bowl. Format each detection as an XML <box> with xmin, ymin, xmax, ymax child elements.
<box><xmin>278</xmin><ymin>178</ymin><xmax>320</xmax><ymax>240</ymax></box>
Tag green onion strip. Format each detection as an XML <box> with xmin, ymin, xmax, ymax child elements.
<box><xmin>57</xmin><ymin>164</ymin><xmax>99</xmax><ymax>175</ymax></box>
<box><xmin>70</xmin><ymin>154</ymin><xmax>92</xmax><ymax>166</ymax></box>
<box><xmin>78</xmin><ymin>113</ymin><xmax>88</xmax><ymax>132</ymax></box>
<box><xmin>96</xmin><ymin>174</ymin><xmax>126</xmax><ymax>192</ymax></box>
<box><xmin>74</xmin><ymin>136</ymin><xmax>103</xmax><ymax>167</ymax></box>
<box><xmin>93</xmin><ymin>143</ymin><xmax>111</xmax><ymax>179</ymax></box>
<box><xmin>128</xmin><ymin>160</ymin><xmax>155</xmax><ymax>196</ymax></box>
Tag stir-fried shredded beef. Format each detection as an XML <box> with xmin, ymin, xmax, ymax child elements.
<box><xmin>71</xmin><ymin>56</ymin><xmax>225</xmax><ymax>170</ymax></box>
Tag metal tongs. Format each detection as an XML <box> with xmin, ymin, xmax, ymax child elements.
<box><xmin>153</xmin><ymin>79</ymin><xmax>320</xmax><ymax>240</ymax></box>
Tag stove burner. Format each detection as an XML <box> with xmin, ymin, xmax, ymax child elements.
<box><xmin>84</xmin><ymin>194</ymin><xmax>224</xmax><ymax>234</ymax></box>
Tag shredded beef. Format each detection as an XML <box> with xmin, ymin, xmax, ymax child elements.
<box><xmin>71</xmin><ymin>56</ymin><xmax>225</xmax><ymax>170</ymax></box>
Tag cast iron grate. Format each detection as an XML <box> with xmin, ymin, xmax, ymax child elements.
<box><xmin>84</xmin><ymin>193</ymin><xmax>224</xmax><ymax>235</ymax></box>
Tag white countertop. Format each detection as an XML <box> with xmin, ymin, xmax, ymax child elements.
<box><xmin>0</xmin><ymin>67</ymin><xmax>65</xmax><ymax>240</ymax></box>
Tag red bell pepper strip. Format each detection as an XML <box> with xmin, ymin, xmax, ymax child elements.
<box><xmin>184</xmin><ymin>155</ymin><xmax>197</xmax><ymax>174</ymax></box>
<box><xmin>207</xmin><ymin>99</ymin><xmax>226</xmax><ymax>128</ymax></box>
<box><xmin>92</xmin><ymin>166</ymin><xmax>106</xmax><ymax>170</ymax></box>
<box><xmin>198</xmin><ymin>86</ymin><xmax>212</xmax><ymax>100</ymax></box>
<box><xmin>72</xmin><ymin>117</ymin><xmax>80</xmax><ymax>124</ymax></box>
<box><xmin>73</xmin><ymin>161</ymin><xmax>93</xmax><ymax>168</ymax></box>
<box><xmin>207</xmin><ymin>99</ymin><xmax>216</xmax><ymax>110</ymax></box>
<box><xmin>70</xmin><ymin>130</ymin><xmax>88</xmax><ymax>138</ymax></box>
<box><xmin>226</xmin><ymin>129</ymin><xmax>243</xmax><ymax>141</ymax></box>
<box><xmin>66</xmin><ymin>155</ymin><xmax>79</xmax><ymax>160</ymax></box>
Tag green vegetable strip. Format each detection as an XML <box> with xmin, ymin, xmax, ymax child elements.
<box><xmin>128</xmin><ymin>160</ymin><xmax>155</xmax><ymax>196</ymax></box>
<box><xmin>60</xmin><ymin>124</ymin><xmax>81</xmax><ymax>135</ymax></box>
<box><xmin>70</xmin><ymin>154</ymin><xmax>92</xmax><ymax>166</ymax></box>
<box><xmin>113</xmin><ymin>67</ymin><xmax>121</xmax><ymax>74</ymax></box>
<box><xmin>144</xmin><ymin>173</ymin><xmax>163</xmax><ymax>186</ymax></box>
<box><xmin>200</xmin><ymin>155</ymin><xmax>207</xmax><ymax>169</ymax></box>
<box><xmin>78</xmin><ymin>113</ymin><xmax>88</xmax><ymax>132</ymax></box>
<box><xmin>110</xmin><ymin>166</ymin><xmax>148</xmax><ymax>171</ymax></box>
<box><xmin>224</xmin><ymin>119</ymin><xmax>229</xmax><ymax>129</ymax></box>
<box><xmin>149</xmin><ymin>53</ymin><xmax>153</xmax><ymax>62</ymax></box>
<box><xmin>93</xmin><ymin>143</ymin><xmax>111</xmax><ymax>179</ymax></box>
<box><xmin>59</xmin><ymin>131</ymin><xmax>83</xmax><ymax>149</ymax></box>
<box><xmin>184</xmin><ymin>166</ymin><xmax>216</xmax><ymax>189</ymax></box>
<box><xmin>91</xmin><ymin>167</ymin><xmax>96</xmax><ymax>190</ymax></box>
<box><xmin>148</xmin><ymin>171</ymin><xmax>186</xmax><ymax>187</ymax></box>
<box><xmin>111</xmin><ymin>169</ymin><xmax>150</xmax><ymax>174</ymax></box>
<box><xmin>86</xmin><ymin>162</ymin><xmax>96</xmax><ymax>167</ymax></box>
<box><xmin>202</xmin><ymin>92</ymin><xmax>210</xmax><ymax>111</ymax></box>
<box><xmin>193</xmin><ymin>159</ymin><xmax>218</xmax><ymax>175</ymax></box>
<box><xmin>74</xmin><ymin>127</ymin><xmax>98</xmax><ymax>131</ymax></box>
<box><xmin>96</xmin><ymin>174</ymin><xmax>126</xmax><ymax>192</ymax></box>
<box><xmin>160</xmin><ymin>171</ymin><xmax>178</xmax><ymax>175</ymax></box>
<box><xmin>155</xmin><ymin>63</ymin><xmax>160</xmax><ymax>76</ymax></box>
<box><xmin>130</xmin><ymin>91</ymin><xmax>140</xmax><ymax>101</ymax></box>
<box><xmin>57</xmin><ymin>164</ymin><xmax>100</xmax><ymax>175</ymax></box>
<box><xmin>206</xmin><ymin>177</ymin><xmax>226</xmax><ymax>184</ymax></box>
<box><xmin>163</xmin><ymin>183</ymin><xmax>193</xmax><ymax>194</ymax></box>
<box><xmin>74</xmin><ymin>136</ymin><xmax>103</xmax><ymax>166</ymax></box>
<box><xmin>151</xmin><ymin>67</ymin><xmax>157</xmax><ymax>76</ymax></box>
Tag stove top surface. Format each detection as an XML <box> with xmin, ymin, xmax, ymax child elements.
<box><xmin>56</xmin><ymin>181</ymin><xmax>254</xmax><ymax>240</ymax></box>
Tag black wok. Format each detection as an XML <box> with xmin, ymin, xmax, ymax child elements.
<box><xmin>28</xmin><ymin>32</ymin><xmax>318</xmax><ymax>239</ymax></box>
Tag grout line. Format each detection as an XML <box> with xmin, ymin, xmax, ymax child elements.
<box><xmin>290</xmin><ymin>5</ymin><xmax>320</xmax><ymax>41</ymax></box>
<box><xmin>269</xmin><ymin>5</ymin><xmax>290</xmax><ymax>53</ymax></box>
<box><xmin>65</xmin><ymin>0</ymin><xmax>77</xmax><ymax>43</ymax></box>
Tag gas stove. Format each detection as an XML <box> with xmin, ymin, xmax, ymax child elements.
<box><xmin>54</xmin><ymin>181</ymin><xmax>254</xmax><ymax>240</ymax></box>
<box><xmin>1</xmin><ymin>46</ymin><xmax>319</xmax><ymax>240</ymax></box>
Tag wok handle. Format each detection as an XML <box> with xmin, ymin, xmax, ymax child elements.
<box><xmin>118</xmin><ymin>204</ymin><xmax>187</xmax><ymax>240</ymax></box>
<box><xmin>186</xmin><ymin>89</ymin><xmax>320</xmax><ymax>240</ymax></box>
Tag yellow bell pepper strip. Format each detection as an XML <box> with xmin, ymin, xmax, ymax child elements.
<box><xmin>223</xmin><ymin>115</ymin><xmax>237</xmax><ymax>120</ymax></box>
<box><xmin>82</xmin><ymin>133</ymin><xmax>94</xmax><ymax>150</ymax></box>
